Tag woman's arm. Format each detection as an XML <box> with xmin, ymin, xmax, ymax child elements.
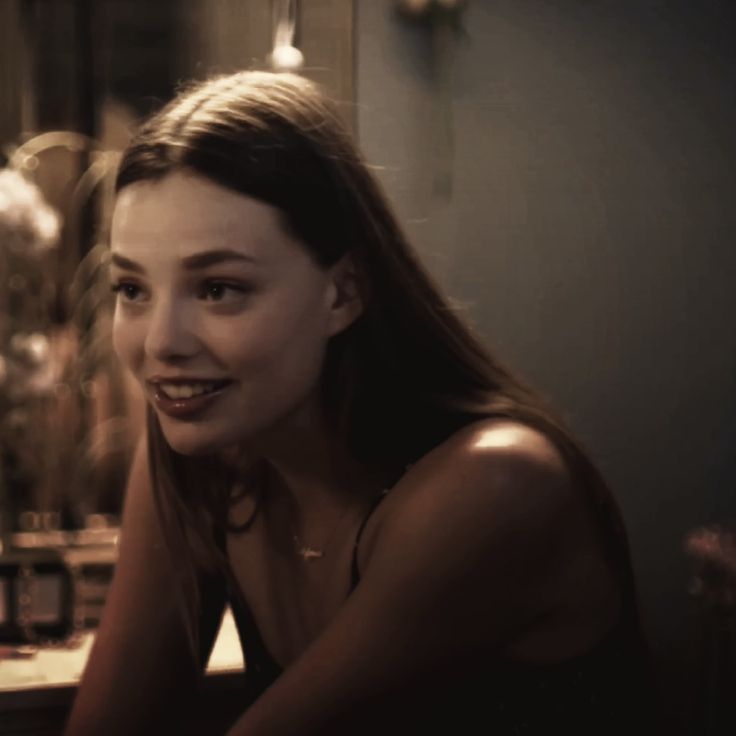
<box><xmin>64</xmin><ymin>435</ymin><xmax>226</xmax><ymax>735</ymax></box>
<box><xmin>225</xmin><ymin>421</ymin><xmax>608</xmax><ymax>735</ymax></box>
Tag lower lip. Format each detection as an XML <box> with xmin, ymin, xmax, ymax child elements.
<box><xmin>151</xmin><ymin>382</ymin><xmax>232</xmax><ymax>419</ymax></box>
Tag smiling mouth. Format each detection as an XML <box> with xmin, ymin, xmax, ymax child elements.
<box><xmin>156</xmin><ymin>380</ymin><xmax>231</xmax><ymax>400</ymax></box>
<box><xmin>150</xmin><ymin>380</ymin><xmax>234</xmax><ymax>420</ymax></box>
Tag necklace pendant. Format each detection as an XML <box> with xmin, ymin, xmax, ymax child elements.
<box><xmin>298</xmin><ymin>545</ymin><xmax>324</xmax><ymax>561</ymax></box>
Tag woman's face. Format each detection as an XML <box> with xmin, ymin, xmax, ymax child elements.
<box><xmin>110</xmin><ymin>171</ymin><xmax>354</xmax><ymax>455</ymax></box>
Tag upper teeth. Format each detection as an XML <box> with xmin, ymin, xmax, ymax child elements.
<box><xmin>159</xmin><ymin>382</ymin><xmax>218</xmax><ymax>399</ymax></box>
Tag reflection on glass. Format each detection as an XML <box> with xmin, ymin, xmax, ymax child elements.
<box><xmin>29</xmin><ymin>574</ymin><xmax>63</xmax><ymax>625</ymax></box>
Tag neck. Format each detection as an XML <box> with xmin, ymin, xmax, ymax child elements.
<box><xmin>263</xmin><ymin>440</ymin><xmax>393</xmax><ymax>529</ymax></box>
<box><xmin>248</xmin><ymin>401</ymin><xmax>394</xmax><ymax>525</ymax></box>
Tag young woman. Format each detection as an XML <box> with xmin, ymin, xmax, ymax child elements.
<box><xmin>65</xmin><ymin>71</ymin><xmax>652</xmax><ymax>735</ymax></box>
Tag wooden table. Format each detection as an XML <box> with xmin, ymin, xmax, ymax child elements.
<box><xmin>0</xmin><ymin>608</ymin><xmax>246</xmax><ymax>735</ymax></box>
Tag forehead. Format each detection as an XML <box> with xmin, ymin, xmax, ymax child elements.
<box><xmin>110</xmin><ymin>171</ymin><xmax>295</xmax><ymax>263</ymax></box>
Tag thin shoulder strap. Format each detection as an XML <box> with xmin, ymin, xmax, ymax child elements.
<box><xmin>350</xmin><ymin>488</ymin><xmax>391</xmax><ymax>591</ymax></box>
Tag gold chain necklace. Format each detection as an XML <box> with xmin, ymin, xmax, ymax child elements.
<box><xmin>290</xmin><ymin>487</ymin><xmax>389</xmax><ymax>562</ymax></box>
<box><xmin>290</xmin><ymin>503</ymin><xmax>357</xmax><ymax>561</ymax></box>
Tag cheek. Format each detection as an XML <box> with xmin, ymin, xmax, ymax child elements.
<box><xmin>230</xmin><ymin>302</ymin><xmax>328</xmax><ymax>383</ymax></box>
<box><xmin>272</xmin><ymin>317</ymin><xmax>329</xmax><ymax>389</ymax></box>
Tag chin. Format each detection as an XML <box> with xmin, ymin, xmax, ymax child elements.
<box><xmin>166</xmin><ymin>438</ymin><xmax>218</xmax><ymax>457</ymax></box>
<box><xmin>159</xmin><ymin>424</ymin><xmax>233</xmax><ymax>457</ymax></box>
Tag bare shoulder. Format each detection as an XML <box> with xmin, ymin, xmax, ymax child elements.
<box><xmin>346</xmin><ymin>417</ymin><xmax>603</xmax><ymax>653</ymax></box>
<box><xmin>441</xmin><ymin>416</ymin><xmax>571</xmax><ymax>486</ymax></box>
<box><xmin>356</xmin><ymin>417</ymin><xmax>584</xmax><ymax>597</ymax></box>
<box><xmin>383</xmin><ymin>417</ymin><xmax>577</xmax><ymax>533</ymax></box>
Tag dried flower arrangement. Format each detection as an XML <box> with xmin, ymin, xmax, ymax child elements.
<box><xmin>0</xmin><ymin>138</ymin><xmax>138</xmax><ymax>550</ymax></box>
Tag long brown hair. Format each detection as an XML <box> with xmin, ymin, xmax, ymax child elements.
<box><xmin>115</xmin><ymin>71</ymin><xmax>638</xmax><ymax>661</ymax></box>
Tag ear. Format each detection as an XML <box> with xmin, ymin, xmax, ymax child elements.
<box><xmin>325</xmin><ymin>253</ymin><xmax>364</xmax><ymax>337</ymax></box>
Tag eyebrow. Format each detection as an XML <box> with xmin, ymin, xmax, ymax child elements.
<box><xmin>109</xmin><ymin>249</ymin><xmax>258</xmax><ymax>273</ymax></box>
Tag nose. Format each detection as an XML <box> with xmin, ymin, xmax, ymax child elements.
<box><xmin>144</xmin><ymin>297</ymin><xmax>200</xmax><ymax>362</ymax></box>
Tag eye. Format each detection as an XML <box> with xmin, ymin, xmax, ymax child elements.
<box><xmin>110</xmin><ymin>281</ymin><xmax>144</xmax><ymax>302</ymax></box>
<box><xmin>198</xmin><ymin>281</ymin><xmax>250</xmax><ymax>302</ymax></box>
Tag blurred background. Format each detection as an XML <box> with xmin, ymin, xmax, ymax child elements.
<box><xmin>0</xmin><ymin>1</ymin><xmax>735</xmax><ymax>734</ymax></box>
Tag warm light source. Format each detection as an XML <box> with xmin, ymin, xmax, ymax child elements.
<box><xmin>269</xmin><ymin>0</ymin><xmax>304</xmax><ymax>72</ymax></box>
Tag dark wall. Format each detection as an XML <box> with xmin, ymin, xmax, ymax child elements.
<box><xmin>357</xmin><ymin>1</ymin><xmax>736</xmax><ymax>730</ymax></box>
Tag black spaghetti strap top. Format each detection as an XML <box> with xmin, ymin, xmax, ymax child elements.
<box><xmin>209</xmin><ymin>485</ymin><xmax>654</xmax><ymax>734</ymax></box>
